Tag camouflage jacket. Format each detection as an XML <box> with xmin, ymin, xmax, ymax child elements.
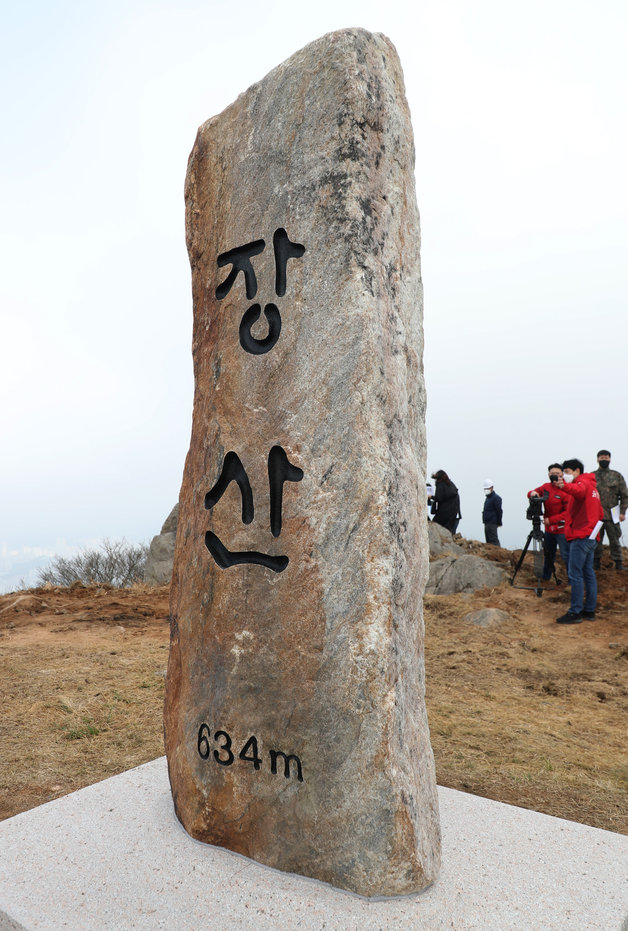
<box><xmin>594</xmin><ymin>467</ymin><xmax>628</xmax><ymax>518</ymax></box>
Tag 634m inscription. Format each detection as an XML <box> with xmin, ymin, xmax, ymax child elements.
<box><xmin>197</xmin><ymin>724</ymin><xmax>304</xmax><ymax>782</ymax></box>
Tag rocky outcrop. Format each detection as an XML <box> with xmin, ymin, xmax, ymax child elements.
<box><xmin>427</xmin><ymin>553</ymin><xmax>505</xmax><ymax>595</ymax></box>
<box><xmin>428</xmin><ymin>521</ymin><xmax>464</xmax><ymax>557</ymax></box>
<box><xmin>427</xmin><ymin>522</ymin><xmax>507</xmax><ymax>595</ymax></box>
<box><xmin>164</xmin><ymin>29</ymin><xmax>440</xmax><ymax>897</ymax></box>
<box><xmin>462</xmin><ymin>608</ymin><xmax>512</xmax><ymax>627</ymax></box>
<box><xmin>144</xmin><ymin>505</ymin><xmax>178</xmax><ymax>585</ymax></box>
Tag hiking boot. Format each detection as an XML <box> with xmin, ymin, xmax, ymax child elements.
<box><xmin>556</xmin><ymin>611</ymin><xmax>583</xmax><ymax>624</ymax></box>
<box><xmin>582</xmin><ymin>610</ymin><xmax>596</xmax><ymax>621</ymax></box>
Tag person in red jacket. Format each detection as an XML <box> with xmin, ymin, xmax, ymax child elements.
<box><xmin>528</xmin><ymin>463</ymin><xmax>570</xmax><ymax>579</ymax></box>
<box><xmin>555</xmin><ymin>458</ymin><xmax>604</xmax><ymax>624</ymax></box>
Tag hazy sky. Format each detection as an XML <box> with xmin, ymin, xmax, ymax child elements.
<box><xmin>2</xmin><ymin>0</ymin><xmax>627</xmax><ymax>589</ymax></box>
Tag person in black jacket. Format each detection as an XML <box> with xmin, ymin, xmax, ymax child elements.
<box><xmin>482</xmin><ymin>480</ymin><xmax>503</xmax><ymax>545</ymax></box>
<box><xmin>429</xmin><ymin>470</ymin><xmax>461</xmax><ymax>534</ymax></box>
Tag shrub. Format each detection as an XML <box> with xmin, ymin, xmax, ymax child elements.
<box><xmin>37</xmin><ymin>538</ymin><xmax>149</xmax><ymax>588</ymax></box>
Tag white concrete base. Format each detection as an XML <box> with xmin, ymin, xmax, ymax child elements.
<box><xmin>0</xmin><ymin>757</ymin><xmax>626</xmax><ymax>930</ymax></box>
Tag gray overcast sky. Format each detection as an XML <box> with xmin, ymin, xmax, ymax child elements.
<box><xmin>2</xmin><ymin>0</ymin><xmax>627</xmax><ymax>590</ymax></box>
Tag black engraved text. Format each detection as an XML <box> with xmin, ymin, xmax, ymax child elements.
<box><xmin>204</xmin><ymin>447</ymin><xmax>302</xmax><ymax>571</ymax></box>
<box><xmin>197</xmin><ymin>725</ymin><xmax>304</xmax><ymax>782</ymax></box>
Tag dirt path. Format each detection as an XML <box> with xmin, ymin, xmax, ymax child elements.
<box><xmin>1</xmin><ymin>563</ymin><xmax>626</xmax><ymax>833</ymax></box>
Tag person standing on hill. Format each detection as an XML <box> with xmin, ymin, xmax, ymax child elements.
<box><xmin>528</xmin><ymin>463</ymin><xmax>570</xmax><ymax>578</ymax></box>
<box><xmin>594</xmin><ymin>449</ymin><xmax>627</xmax><ymax>570</ymax></box>
<box><xmin>429</xmin><ymin>470</ymin><xmax>461</xmax><ymax>534</ymax></box>
<box><xmin>555</xmin><ymin>459</ymin><xmax>604</xmax><ymax>624</ymax></box>
<box><xmin>482</xmin><ymin>480</ymin><xmax>502</xmax><ymax>546</ymax></box>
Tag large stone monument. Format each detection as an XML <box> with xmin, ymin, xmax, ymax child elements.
<box><xmin>164</xmin><ymin>28</ymin><xmax>441</xmax><ymax>897</ymax></box>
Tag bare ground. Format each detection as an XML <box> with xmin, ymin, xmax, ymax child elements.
<box><xmin>1</xmin><ymin>546</ymin><xmax>626</xmax><ymax>833</ymax></box>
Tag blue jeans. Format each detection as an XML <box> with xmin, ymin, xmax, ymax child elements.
<box><xmin>543</xmin><ymin>532</ymin><xmax>569</xmax><ymax>579</ymax></box>
<box><xmin>566</xmin><ymin>538</ymin><xmax>597</xmax><ymax>613</ymax></box>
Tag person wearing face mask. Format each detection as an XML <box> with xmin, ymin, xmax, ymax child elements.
<box><xmin>528</xmin><ymin>463</ymin><xmax>570</xmax><ymax>578</ymax></box>
<box><xmin>429</xmin><ymin>470</ymin><xmax>462</xmax><ymax>534</ymax></box>
<box><xmin>482</xmin><ymin>480</ymin><xmax>502</xmax><ymax>546</ymax></box>
<box><xmin>593</xmin><ymin>449</ymin><xmax>628</xmax><ymax>570</ymax></box>
<box><xmin>555</xmin><ymin>459</ymin><xmax>604</xmax><ymax>624</ymax></box>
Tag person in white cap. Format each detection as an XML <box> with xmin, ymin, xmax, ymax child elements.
<box><xmin>482</xmin><ymin>480</ymin><xmax>503</xmax><ymax>545</ymax></box>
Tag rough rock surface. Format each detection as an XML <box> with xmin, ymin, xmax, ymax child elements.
<box><xmin>426</xmin><ymin>555</ymin><xmax>506</xmax><ymax>595</ymax></box>
<box><xmin>462</xmin><ymin>608</ymin><xmax>513</xmax><ymax>628</ymax></box>
<box><xmin>164</xmin><ymin>29</ymin><xmax>440</xmax><ymax>897</ymax></box>
<box><xmin>428</xmin><ymin>521</ymin><xmax>464</xmax><ymax>557</ymax></box>
<box><xmin>144</xmin><ymin>505</ymin><xmax>179</xmax><ymax>585</ymax></box>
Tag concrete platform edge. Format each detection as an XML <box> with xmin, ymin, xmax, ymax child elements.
<box><xmin>1</xmin><ymin>757</ymin><xmax>626</xmax><ymax>930</ymax></box>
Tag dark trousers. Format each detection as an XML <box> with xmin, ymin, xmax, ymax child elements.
<box><xmin>484</xmin><ymin>523</ymin><xmax>500</xmax><ymax>546</ymax></box>
<box><xmin>543</xmin><ymin>531</ymin><xmax>569</xmax><ymax>579</ymax></box>
<box><xmin>566</xmin><ymin>538</ymin><xmax>597</xmax><ymax>613</ymax></box>
<box><xmin>595</xmin><ymin>519</ymin><xmax>623</xmax><ymax>564</ymax></box>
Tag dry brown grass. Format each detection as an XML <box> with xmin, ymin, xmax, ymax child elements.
<box><xmin>425</xmin><ymin>583</ymin><xmax>628</xmax><ymax>833</ymax></box>
<box><xmin>0</xmin><ymin>583</ymin><xmax>170</xmax><ymax>818</ymax></box>
<box><xmin>1</xmin><ymin>563</ymin><xmax>626</xmax><ymax>833</ymax></box>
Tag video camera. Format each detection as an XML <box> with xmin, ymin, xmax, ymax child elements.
<box><xmin>526</xmin><ymin>490</ymin><xmax>549</xmax><ymax>522</ymax></box>
<box><xmin>511</xmin><ymin>490</ymin><xmax>551</xmax><ymax>596</ymax></box>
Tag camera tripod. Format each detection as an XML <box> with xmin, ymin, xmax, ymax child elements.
<box><xmin>510</xmin><ymin>515</ymin><xmax>561</xmax><ymax>596</ymax></box>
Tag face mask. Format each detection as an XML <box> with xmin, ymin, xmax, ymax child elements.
<box><xmin>598</xmin><ymin>460</ymin><xmax>610</xmax><ymax>470</ymax></box>
<box><xmin>484</xmin><ymin>489</ymin><xmax>492</xmax><ymax>496</ymax></box>
<box><xmin>563</xmin><ymin>473</ymin><xmax>575</xmax><ymax>483</ymax></box>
